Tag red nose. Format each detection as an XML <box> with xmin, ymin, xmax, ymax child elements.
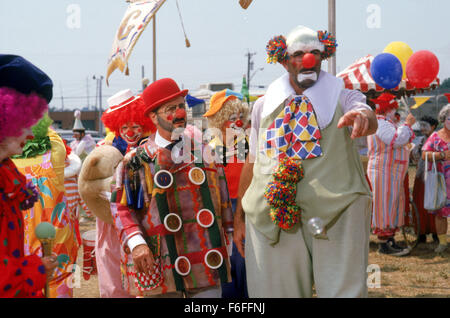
<box><xmin>26</xmin><ymin>135</ymin><xmax>34</xmax><ymax>140</ymax></box>
<box><xmin>235</xmin><ymin>120</ymin><xmax>243</xmax><ymax>128</ymax></box>
<box><xmin>175</xmin><ymin>108</ymin><xmax>186</xmax><ymax>119</ymax></box>
<box><xmin>302</xmin><ymin>53</ymin><xmax>316</xmax><ymax>69</ymax></box>
<box><xmin>126</xmin><ymin>130</ymin><xmax>134</xmax><ymax>137</ymax></box>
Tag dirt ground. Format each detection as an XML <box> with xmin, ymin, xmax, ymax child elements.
<box><xmin>73</xmin><ymin>167</ymin><xmax>449</xmax><ymax>298</ymax></box>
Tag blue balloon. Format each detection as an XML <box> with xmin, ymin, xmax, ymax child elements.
<box><xmin>370</xmin><ymin>53</ymin><xmax>403</xmax><ymax>89</ymax></box>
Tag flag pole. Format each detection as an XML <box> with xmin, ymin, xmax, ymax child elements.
<box><xmin>153</xmin><ymin>14</ymin><xmax>156</xmax><ymax>82</ymax></box>
<box><xmin>328</xmin><ymin>0</ymin><xmax>336</xmax><ymax>75</ymax></box>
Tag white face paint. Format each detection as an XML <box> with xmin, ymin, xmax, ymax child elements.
<box><xmin>386</xmin><ymin>109</ymin><xmax>397</xmax><ymax>121</ymax></box>
<box><xmin>297</xmin><ymin>71</ymin><xmax>317</xmax><ymax>84</ymax></box>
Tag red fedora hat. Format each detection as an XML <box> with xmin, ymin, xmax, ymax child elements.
<box><xmin>143</xmin><ymin>78</ymin><xmax>188</xmax><ymax>116</ymax></box>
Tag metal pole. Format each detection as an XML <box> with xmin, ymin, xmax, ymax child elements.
<box><xmin>153</xmin><ymin>14</ymin><xmax>156</xmax><ymax>82</ymax></box>
<box><xmin>328</xmin><ymin>0</ymin><xmax>336</xmax><ymax>75</ymax></box>
<box><xmin>99</xmin><ymin>76</ymin><xmax>104</xmax><ymax>135</ymax></box>
<box><xmin>142</xmin><ymin>65</ymin><xmax>145</xmax><ymax>91</ymax></box>
<box><xmin>247</xmin><ymin>52</ymin><xmax>251</xmax><ymax>90</ymax></box>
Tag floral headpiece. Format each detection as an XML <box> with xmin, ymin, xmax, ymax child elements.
<box><xmin>266</xmin><ymin>35</ymin><xmax>289</xmax><ymax>64</ymax></box>
<box><xmin>266</xmin><ymin>26</ymin><xmax>338</xmax><ymax>64</ymax></box>
<box><xmin>317</xmin><ymin>30</ymin><xmax>337</xmax><ymax>59</ymax></box>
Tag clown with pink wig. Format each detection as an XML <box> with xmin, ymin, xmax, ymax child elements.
<box><xmin>0</xmin><ymin>54</ymin><xmax>58</xmax><ymax>297</ymax></box>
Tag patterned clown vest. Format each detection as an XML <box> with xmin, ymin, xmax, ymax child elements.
<box><xmin>117</xmin><ymin>135</ymin><xmax>233</xmax><ymax>296</ymax></box>
<box><xmin>242</xmin><ymin>99</ymin><xmax>372</xmax><ymax>244</ymax></box>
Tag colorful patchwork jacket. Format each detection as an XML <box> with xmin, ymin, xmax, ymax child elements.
<box><xmin>110</xmin><ymin>134</ymin><xmax>233</xmax><ymax>296</ymax></box>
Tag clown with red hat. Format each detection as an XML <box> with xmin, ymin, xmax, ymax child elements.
<box><xmin>110</xmin><ymin>78</ymin><xmax>233</xmax><ymax>298</ymax></box>
<box><xmin>367</xmin><ymin>92</ymin><xmax>416</xmax><ymax>256</ymax></box>
<box><xmin>77</xmin><ymin>89</ymin><xmax>156</xmax><ymax>298</ymax></box>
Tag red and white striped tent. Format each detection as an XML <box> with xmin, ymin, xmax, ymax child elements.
<box><xmin>337</xmin><ymin>54</ymin><xmax>439</xmax><ymax>97</ymax></box>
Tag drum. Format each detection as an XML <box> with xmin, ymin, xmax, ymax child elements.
<box><xmin>81</xmin><ymin>230</ymin><xmax>97</xmax><ymax>280</ymax></box>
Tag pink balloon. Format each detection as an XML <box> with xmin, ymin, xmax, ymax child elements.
<box><xmin>406</xmin><ymin>50</ymin><xmax>439</xmax><ymax>89</ymax></box>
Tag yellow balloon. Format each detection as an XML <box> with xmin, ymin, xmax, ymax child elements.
<box><xmin>383</xmin><ymin>41</ymin><xmax>413</xmax><ymax>79</ymax></box>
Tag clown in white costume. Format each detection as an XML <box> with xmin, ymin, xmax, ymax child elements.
<box><xmin>70</xmin><ymin>110</ymin><xmax>96</xmax><ymax>161</ymax></box>
<box><xmin>233</xmin><ymin>25</ymin><xmax>378</xmax><ymax>298</ymax></box>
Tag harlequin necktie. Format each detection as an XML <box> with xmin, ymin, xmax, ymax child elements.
<box><xmin>263</xmin><ymin>95</ymin><xmax>323</xmax><ymax>160</ymax></box>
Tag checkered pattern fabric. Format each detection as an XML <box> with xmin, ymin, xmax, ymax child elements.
<box><xmin>263</xmin><ymin>96</ymin><xmax>323</xmax><ymax>160</ymax></box>
<box><xmin>134</xmin><ymin>258</ymin><xmax>163</xmax><ymax>292</ymax></box>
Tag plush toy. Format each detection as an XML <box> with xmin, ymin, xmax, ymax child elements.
<box><xmin>78</xmin><ymin>145</ymin><xmax>123</xmax><ymax>224</ymax></box>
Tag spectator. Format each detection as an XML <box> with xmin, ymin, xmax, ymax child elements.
<box><xmin>422</xmin><ymin>105</ymin><xmax>450</xmax><ymax>254</ymax></box>
<box><xmin>410</xmin><ymin>116</ymin><xmax>439</xmax><ymax>244</ymax></box>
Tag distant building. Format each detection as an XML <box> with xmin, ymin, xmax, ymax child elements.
<box><xmin>49</xmin><ymin>110</ymin><xmax>101</xmax><ymax>131</ymax></box>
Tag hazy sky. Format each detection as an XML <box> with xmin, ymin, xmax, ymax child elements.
<box><xmin>1</xmin><ymin>0</ymin><xmax>449</xmax><ymax>110</ymax></box>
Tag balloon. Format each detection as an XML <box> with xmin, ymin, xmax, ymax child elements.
<box><xmin>406</xmin><ymin>50</ymin><xmax>439</xmax><ymax>89</ymax></box>
<box><xmin>383</xmin><ymin>41</ymin><xmax>413</xmax><ymax>79</ymax></box>
<box><xmin>370</xmin><ymin>53</ymin><xmax>403</xmax><ymax>89</ymax></box>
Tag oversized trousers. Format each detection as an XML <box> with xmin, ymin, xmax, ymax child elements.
<box><xmin>95</xmin><ymin>219</ymin><xmax>133</xmax><ymax>298</ymax></box>
<box><xmin>245</xmin><ymin>195</ymin><xmax>372</xmax><ymax>298</ymax></box>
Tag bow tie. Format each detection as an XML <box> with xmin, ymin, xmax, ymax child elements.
<box><xmin>166</xmin><ymin>137</ymin><xmax>183</xmax><ymax>151</ymax></box>
<box><xmin>263</xmin><ymin>95</ymin><xmax>323</xmax><ymax>160</ymax></box>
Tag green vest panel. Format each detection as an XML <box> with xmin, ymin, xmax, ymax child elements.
<box><xmin>242</xmin><ymin>101</ymin><xmax>372</xmax><ymax>244</ymax></box>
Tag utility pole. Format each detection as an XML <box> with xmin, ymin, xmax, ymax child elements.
<box><xmin>60</xmin><ymin>85</ymin><xmax>64</xmax><ymax>111</ymax></box>
<box><xmin>142</xmin><ymin>65</ymin><xmax>149</xmax><ymax>91</ymax></box>
<box><xmin>328</xmin><ymin>0</ymin><xmax>336</xmax><ymax>75</ymax></box>
<box><xmin>246</xmin><ymin>51</ymin><xmax>256</xmax><ymax>90</ymax></box>
<box><xmin>93</xmin><ymin>75</ymin><xmax>104</xmax><ymax>135</ymax></box>
<box><xmin>86</xmin><ymin>77</ymin><xmax>90</xmax><ymax>110</ymax></box>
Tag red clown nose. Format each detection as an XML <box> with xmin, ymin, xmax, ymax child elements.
<box><xmin>126</xmin><ymin>130</ymin><xmax>135</xmax><ymax>137</ymax></box>
<box><xmin>302</xmin><ymin>53</ymin><xmax>316</xmax><ymax>69</ymax></box>
<box><xmin>235</xmin><ymin>120</ymin><xmax>243</xmax><ymax>128</ymax></box>
<box><xmin>175</xmin><ymin>108</ymin><xmax>186</xmax><ymax>119</ymax></box>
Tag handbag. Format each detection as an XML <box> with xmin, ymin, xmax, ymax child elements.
<box><xmin>424</xmin><ymin>152</ymin><xmax>447</xmax><ymax>210</ymax></box>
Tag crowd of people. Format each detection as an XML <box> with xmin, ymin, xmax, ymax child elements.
<box><xmin>0</xmin><ymin>24</ymin><xmax>448</xmax><ymax>299</ymax></box>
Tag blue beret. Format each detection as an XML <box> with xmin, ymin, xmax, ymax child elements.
<box><xmin>0</xmin><ymin>54</ymin><xmax>53</xmax><ymax>103</ymax></box>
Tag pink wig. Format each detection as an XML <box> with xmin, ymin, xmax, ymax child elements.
<box><xmin>0</xmin><ymin>87</ymin><xmax>48</xmax><ymax>143</ymax></box>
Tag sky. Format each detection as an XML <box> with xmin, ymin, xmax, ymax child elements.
<box><xmin>1</xmin><ymin>0</ymin><xmax>450</xmax><ymax>110</ymax></box>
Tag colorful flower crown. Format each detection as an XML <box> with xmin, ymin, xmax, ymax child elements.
<box><xmin>266</xmin><ymin>31</ymin><xmax>337</xmax><ymax>64</ymax></box>
<box><xmin>266</xmin><ymin>35</ymin><xmax>289</xmax><ymax>64</ymax></box>
<box><xmin>317</xmin><ymin>30</ymin><xmax>337</xmax><ymax>59</ymax></box>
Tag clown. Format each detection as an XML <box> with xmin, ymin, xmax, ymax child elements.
<box><xmin>203</xmin><ymin>89</ymin><xmax>249</xmax><ymax>297</ymax></box>
<box><xmin>79</xmin><ymin>89</ymin><xmax>155</xmax><ymax>298</ymax></box>
<box><xmin>367</xmin><ymin>93</ymin><xmax>416</xmax><ymax>256</ymax></box>
<box><xmin>12</xmin><ymin>112</ymin><xmax>80</xmax><ymax>298</ymax></box>
<box><xmin>70</xmin><ymin>110</ymin><xmax>96</xmax><ymax>161</ymax></box>
<box><xmin>110</xmin><ymin>78</ymin><xmax>233</xmax><ymax>298</ymax></box>
<box><xmin>234</xmin><ymin>25</ymin><xmax>378</xmax><ymax>298</ymax></box>
<box><xmin>0</xmin><ymin>54</ymin><xmax>58</xmax><ymax>297</ymax></box>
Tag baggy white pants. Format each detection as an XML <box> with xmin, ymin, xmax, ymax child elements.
<box><xmin>245</xmin><ymin>195</ymin><xmax>372</xmax><ymax>298</ymax></box>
